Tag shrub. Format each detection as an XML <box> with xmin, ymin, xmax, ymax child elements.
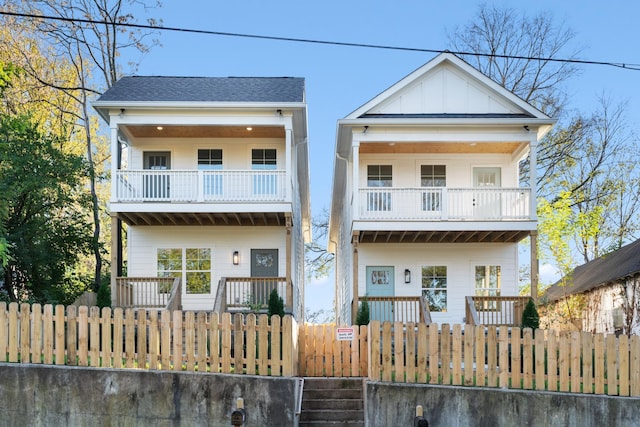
<box><xmin>96</xmin><ymin>282</ymin><xmax>111</xmax><ymax>309</ymax></box>
<box><xmin>268</xmin><ymin>288</ymin><xmax>285</xmax><ymax>318</ymax></box>
<box><xmin>521</xmin><ymin>298</ymin><xmax>540</xmax><ymax>330</ymax></box>
<box><xmin>355</xmin><ymin>297</ymin><xmax>370</xmax><ymax>326</ymax></box>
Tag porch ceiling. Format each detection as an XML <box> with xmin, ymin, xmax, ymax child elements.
<box><xmin>359</xmin><ymin>141</ymin><xmax>524</xmax><ymax>154</ymax></box>
<box><xmin>356</xmin><ymin>229</ymin><xmax>530</xmax><ymax>244</ymax></box>
<box><xmin>122</xmin><ymin>125</ymin><xmax>284</xmax><ymax>139</ymax></box>
<box><xmin>116</xmin><ymin>211</ymin><xmax>287</xmax><ymax>226</ymax></box>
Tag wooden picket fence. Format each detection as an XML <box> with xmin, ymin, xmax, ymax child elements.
<box><xmin>298</xmin><ymin>323</ymin><xmax>368</xmax><ymax>377</ymax></box>
<box><xmin>0</xmin><ymin>303</ymin><xmax>297</xmax><ymax>376</ymax></box>
<box><xmin>369</xmin><ymin>321</ymin><xmax>640</xmax><ymax>396</ymax></box>
<box><xmin>3</xmin><ymin>302</ymin><xmax>640</xmax><ymax>397</ymax></box>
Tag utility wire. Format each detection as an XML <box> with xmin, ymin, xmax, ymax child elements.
<box><xmin>2</xmin><ymin>10</ymin><xmax>640</xmax><ymax>71</ymax></box>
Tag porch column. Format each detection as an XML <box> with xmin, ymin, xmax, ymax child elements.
<box><xmin>285</xmin><ymin>214</ymin><xmax>293</xmax><ymax>313</ymax></box>
<box><xmin>529</xmin><ymin>138</ymin><xmax>538</xmax><ymax>221</ymax></box>
<box><xmin>285</xmin><ymin>124</ymin><xmax>293</xmax><ymax>203</ymax></box>
<box><xmin>110</xmin><ymin>214</ymin><xmax>119</xmax><ymax>306</ymax></box>
<box><xmin>110</xmin><ymin>124</ymin><xmax>118</xmax><ymax>203</ymax></box>
<box><xmin>530</xmin><ymin>230</ymin><xmax>539</xmax><ymax>303</ymax></box>
<box><xmin>352</xmin><ymin>138</ymin><xmax>360</xmax><ymax>220</ymax></box>
<box><xmin>351</xmin><ymin>232</ymin><xmax>359</xmax><ymax>324</ymax></box>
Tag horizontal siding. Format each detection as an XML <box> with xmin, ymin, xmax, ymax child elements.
<box><xmin>358</xmin><ymin>242</ymin><xmax>518</xmax><ymax>325</ymax></box>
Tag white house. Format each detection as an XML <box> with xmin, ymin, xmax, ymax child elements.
<box><xmin>94</xmin><ymin>76</ymin><xmax>310</xmax><ymax>319</ymax></box>
<box><xmin>328</xmin><ymin>53</ymin><xmax>555</xmax><ymax>326</ymax></box>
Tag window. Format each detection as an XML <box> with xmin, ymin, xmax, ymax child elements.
<box><xmin>421</xmin><ymin>165</ymin><xmax>445</xmax><ymax>211</ymax></box>
<box><xmin>475</xmin><ymin>265</ymin><xmax>501</xmax><ymax>310</ymax></box>
<box><xmin>157</xmin><ymin>248</ymin><xmax>212</xmax><ymax>294</ymax></box>
<box><xmin>157</xmin><ymin>248</ymin><xmax>182</xmax><ymax>292</ymax></box>
<box><xmin>422</xmin><ymin>266</ymin><xmax>447</xmax><ymax>312</ymax></box>
<box><xmin>186</xmin><ymin>248</ymin><xmax>211</xmax><ymax>294</ymax></box>
<box><xmin>252</xmin><ymin>149</ymin><xmax>277</xmax><ymax>195</ymax></box>
<box><xmin>367</xmin><ymin>165</ymin><xmax>392</xmax><ymax>211</ymax></box>
<box><xmin>198</xmin><ymin>149</ymin><xmax>223</xmax><ymax>195</ymax></box>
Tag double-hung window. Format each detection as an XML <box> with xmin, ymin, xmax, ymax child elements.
<box><xmin>422</xmin><ymin>266</ymin><xmax>447</xmax><ymax>312</ymax></box>
<box><xmin>421</xmin><ymin>165</ymin><xmax>446</xmax><ymax>211</ymax></box>
<box><xmin>252</xmin><ymin>149</ymin><xmax>277</xmax><ymax>195</ymax></box>
<box><xmin>198</xmin><ymin>149</ymin><xmax>223</xmax><ymax>196</ymax></box>
<box><xmin>475</xmin><ymin>265</ymin><xmax>501</xmax><ymax>310</ymax></box>
<box><xmin>367</xmin><ymin>165</ymin><xmax>392</xmax><ymax>211</ymax></box>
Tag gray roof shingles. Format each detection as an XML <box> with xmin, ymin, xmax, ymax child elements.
<box><xmin>97</xmin><ymin>76</ymin><xmax>305</xmax><ymax>103</ymax></box>
<box><xmin>544</xmin><ymin>238</ymin><xmax>640</xmax><ymax>302</ymax></box>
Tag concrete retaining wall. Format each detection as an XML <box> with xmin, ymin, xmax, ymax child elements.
<box><xmin>366</xmin><ymin>382</ymin><xmax>640</xmax><ymax>427</ymax></box>
<box><xmin>0</xmin><ymin>364</ymin><xmax>298</xmax><ymax>426</ymax></box>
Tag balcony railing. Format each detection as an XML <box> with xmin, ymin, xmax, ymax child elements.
<box><xmin>114</xmin><ymin>170</ymin><xmax>286</xmax><ymax>203</ymax></box>
<box><xmin>465</xmin><ymin>296</ymin><xmax>531</xmax><ymax>326</ymax></box>
<box><xmin>358</xmin><ymin>187</ymin><xmax>531</xmax><ymax>221</ymax></box>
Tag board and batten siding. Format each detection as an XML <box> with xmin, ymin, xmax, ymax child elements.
<box><xmin>358</xmin><ymin>242</ymin><xmax>518</xmax><ymax>325</ymax></box>
<box><xmin>127</xmin><ymin>226</ymin><xmax>287</xmax><ymax>312</ymax></box>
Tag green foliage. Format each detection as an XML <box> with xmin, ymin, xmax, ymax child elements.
<box><xmin>355</xmin><ymin>298</ymin><xmax>370</xmax><ymax>326</ymax></box>
<box><xmin>268</xmin><ymin>288</ymin><xmax>285</xmax><ymax>318</ymax></box>
<box><xmin>522</xmin><ymin>299</ymin><xmax>540</xmax><ymax>330</ymax></box>
<box><xmin>97</xmin><ymin>282</ymin><xmax>111</xmax><ymax>309</ymax></box>
<box><xmin>0</xmin><ymin>62</ymin><xmax>20</xmax><ymax>94</ymax></box>
<box><xmin>0</xmin><ymin>115</ymin><xmax>92</xmax><ymax>303</ymax></box>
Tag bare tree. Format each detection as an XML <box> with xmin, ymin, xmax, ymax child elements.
<box><xmin>5</xmin><ymin>0</ymin><xmax>161</xmax><ymax>291</ymax></box>
<box><xmin>448</xmin><ymin>4</ymin><xmax>585</xmax><ymax>196</ymax></box>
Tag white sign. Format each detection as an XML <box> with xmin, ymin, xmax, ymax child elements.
<box><xmin>336</xmin><ymin>327</ymin><xmax>355</xmax><ymax>341</ymax></box>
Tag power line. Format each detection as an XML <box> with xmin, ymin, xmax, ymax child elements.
<box><xmin>2</xmin><ymin>9</ymin><xmax>640</xmax><ymax>71</ymax></box>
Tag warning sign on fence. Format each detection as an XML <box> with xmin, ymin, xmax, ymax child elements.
<box><xmin>336</xmin><ymin>327</ymin><xmax>355</xmax><ymax>341</ymax></box>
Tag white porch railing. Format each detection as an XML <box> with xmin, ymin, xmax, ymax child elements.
<box><xmin>114</xmin><ymin>170</ymin><xmax>287</xmax><ymax>203</ymax></box>
<box><xmin>358</xmin><ymin>187</ymin><xmax>531</xmax><ymax>221</ymax></box>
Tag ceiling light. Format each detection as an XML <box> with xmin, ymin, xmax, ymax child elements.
<box><xmin>156</xmin><ymin>126</ymin><xmax>163</xmax><ymax>131</ymax></box>
<box><xmin>246</xmin><ymin>127</ymin><xmax>253</xmax><ymax>131</ymax></box>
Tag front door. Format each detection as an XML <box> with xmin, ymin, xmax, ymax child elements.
<box><xmin>473</xmin><ymin>167</ymin><xmax>501</xmax><ymax>219</ymax></box>
<box><xmin>251</xmin><ymin>249</ymin><xmax>279</xmax><ymax>306</ymax></box>
<box><xmin>365</xmin><ymin>266</ymin><xmax>394</xmax><ymax>322</ymax></box>
<box><xmin>144</xmin><ymin>151</ymin><xmax>171</xmax><ymax>199</ymax></box>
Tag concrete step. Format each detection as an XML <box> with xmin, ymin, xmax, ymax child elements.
<box><xmin>299</xmin><ymin>409</ymin><xmax>364</xmax><ymax>422</ymax></box>
<box><xmin>302</xmin><ymin>398</ymin><xmax>364</xmax><ymax>411</ymax></box>
<box><xmin>299</xmin><ymin>378</ymin><xmax>364</xmax><ymax>425</ymax></box>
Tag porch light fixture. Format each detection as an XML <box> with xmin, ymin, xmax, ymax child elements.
<box><xmin>276</xmin><ymin>109</ymin><xmax>283</xmax><ymax>117</ymax></box>
<box><xmin>405</xmin><ymin>269</ymin><xmax>411</xmax><ymax>284</ymax></box>
<box><xmin>246</xmin><ymin>127</ymin><xmax>253</xmax><ymax>131</ymax></box>
<box><xmin>156</xmin><ymin>126</ymin><xmax>163</xmax><ymax>131</ymax></box>
<box><xmin>233</xmin><ymin>251</ymin><xmax>239</xmax><ymax>265</ymax></box>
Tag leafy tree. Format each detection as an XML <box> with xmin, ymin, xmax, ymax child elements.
<box><xmin>96</xmin><ymin>281</ymin><xmax>111</xmax><ymax>309</ymax></box>
<box><xmin>268</xmin><ymin>288</ymin><xmax>285</xmax><ymax>318</ymax></box>
<box><xmin>521</xmin><ymin>299</ymin><xmax>540</xmax><ymax>330</ymax></box>
<box><xmin>3</xmin><ymin>0</ymin><xmax>162</xmax><ymax>291</ymax></box>
<box><xmin>0</xmin><ymin>114</ymin><xmax>92</xmax><ymax>303</ymax></box>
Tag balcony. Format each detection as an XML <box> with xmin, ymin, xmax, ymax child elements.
<box><xmin>114</xmin><ymin>170</ymin><xmax>287</xmax><ymax>203</ymax></box>
<box><xmin>358</xmin><ymin>187</ymin><xmax>531</xmax><ymax>221</ymax></box>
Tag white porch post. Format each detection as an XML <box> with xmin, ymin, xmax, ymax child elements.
<box><xmin>352</xmin><ymin>137</ymin><xmax>360</xmax><ymax>220</ymax></box>
<box><xmin>529</xmin><ymin>138</ymin><xmax>538</xmax><ymax>221</ymax></box>
<box><xmin>285</xmin><ymin>123</ymin><xmax>293</xmax><ymax>203</ymax></box>
<box><xmin>110</xmin><ymin>124</ymin><xmax>119</xmax><ymax>202</ymax></box>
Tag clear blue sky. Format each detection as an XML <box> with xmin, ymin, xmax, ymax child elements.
<box><xmin>129</xmin><ymin>1</ymin><xmax>640</xmax><ymax>314</ymax></box>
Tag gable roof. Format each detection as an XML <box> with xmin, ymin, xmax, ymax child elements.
<box><xmin>96</xmin><ymin>76</ymin><xmax>305</xmax><ymax>104</ymax></box>
<box><xmin>544</xmin><ymin>238</ymin><xmax>640</xmax><ymax>302</ymax></box>
<box><xmin>344</xmin><ymin>52</ymin><xmax>550</xmax><ymax>121</ymax></box>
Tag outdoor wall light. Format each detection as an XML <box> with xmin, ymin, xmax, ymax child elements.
<box><xmin>405</xmin><ymin>269</ymin><xmax>411</xmax><ymax>284</ymax></box>
<box><xmin>233</xmin><ymin>251</ymin><xmax>239</xmax><ymax>265</ymax></box>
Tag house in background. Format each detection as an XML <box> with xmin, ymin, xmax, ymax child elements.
<box><xmin>94</xmin><ymin>76</ymin><xmax>310</xmax><ymax>319</ymax></box>
<box><xmin>542</xmin><ymin>238</ymin><xmax>640</xmax><ymax>336</ymax></box>
<box><xmin>328</xmin><ymin>53</ymin><xmax>555</xmax><ymax>326</ymax></box>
